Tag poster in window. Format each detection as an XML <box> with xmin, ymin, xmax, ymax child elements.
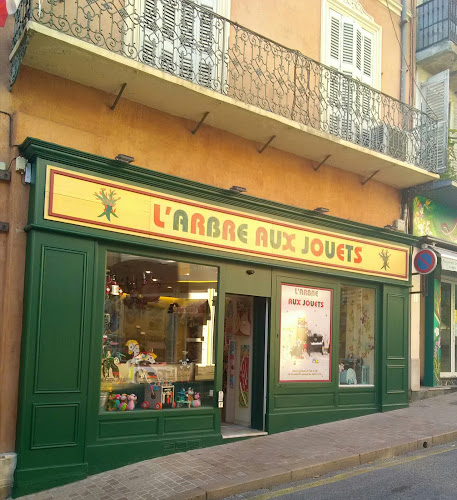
<box><xmin>279</xmin><ymin>284</ymin><xmax>333</xmax><ymax>382</ymax></box>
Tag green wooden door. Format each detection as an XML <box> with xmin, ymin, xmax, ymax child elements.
<box><xmin>14</xmin><ymin>232</ymin><xmax>95</xmax><ymax>496</ymax></box>
<box><xmin>381</xmin><ymin>285</ymin><xmax>409</xmax><ymax>410</ymax></box>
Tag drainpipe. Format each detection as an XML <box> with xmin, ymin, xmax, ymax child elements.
<box><xmin>400</xmin><ymin>0</ymin><xmax>408</xmax><ymax>103</ymax></box>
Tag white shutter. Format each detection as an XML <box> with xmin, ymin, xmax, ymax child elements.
<box><xmin>328</xmin><ymin>9</ymin><xmax>342</xmax><ymax>70</ymax></box>
<box><xmin>449</xmin><ymin>102</ymin><xmax>457</xmax><ymax>174</ymax></box>
<box><xmin>142</xmin><ymin>0</ymin><xmax>158</xmax><ymax>65</ymax></box>
<box><xmin>361</xmin><ymin>30</ymin><xmax>373</xmax><ymax>85</ymax></box>
<box><xmin>341</xmin><ymin>16</ymin><xmax>354</xmax><ymax>76</ymax></box>
<box><xmin>179</xmin><ymin>1</ymin><xmax>195</xmax><ymax>80</ymax></box>
<box><xmin>197</xmin><ymin>0</ymin><xmax>217</xmax><ymax>87</ymax></box>
<box><xmin>421</xmin><ymin>70</ymin><xmax>450</xmax><ymax>173</ymax></box>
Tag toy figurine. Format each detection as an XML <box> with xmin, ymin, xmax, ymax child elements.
<box><xmin>114</xmin><ymin>394</ymin><xmax>121</xmax><ymax>409</ymax></box>
<box><xmin>127</xmin><ymin>394</ymin><xmax>137</xmax><ymax>411</ymax></box>
<box><xmin>192</xmin><ymin>392</ymin><xmax>201</xmax><ymax>407</ymax></box>
<box><xmin>105</xmin><ymin>394</ymin><xmax>117</xmax><ymax>412</ymax></box>
<box><xmin>118</xmin><ymin>394</ymin><xmax>128</xmax><ymax>411</ymax></box>
<box><xmin>175</xmin><ymin>388</ymin><xmax>188</xmax><ymax>407</ymax></box>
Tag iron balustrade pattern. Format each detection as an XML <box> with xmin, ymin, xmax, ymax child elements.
<box><xmin>12</xmin><ymin>0</ymin><xmax>439</xmax><ymax>172</ymax></box>
<box><xmin>417</xmin><ymin>0</ymin><xmax>457</xmax><ymax>52</ymax></box>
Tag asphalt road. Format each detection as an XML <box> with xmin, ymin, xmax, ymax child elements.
<box><xmin>225</xmin><ymin>441</ymin><xmax>457</xmax><ymax>500</ymax></box>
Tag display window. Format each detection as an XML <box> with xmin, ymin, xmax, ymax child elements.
<box><xmin>100</xmin><ymin>252</ymin><xmax>217</xmax><ymax>412</ymax></box>
<box><xmin>440</xmin><ymin>281</ymin><xmax>457</xmax><ymax>377</ymax></box>
<box><xmin>339</xmin><ymin>286</ymin><xmax>375</xmax><ymax>386</ymax></box>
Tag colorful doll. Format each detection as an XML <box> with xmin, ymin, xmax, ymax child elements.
<box><xmin>118</xmin><ymin>394</ymin><xmax>128</xmax><ymax>411</ymax></box>
<box><xmin>192</xmin><ymin>392</ymin><xmax>201</xmax><ymax>407</ymax></box>
<box><xmin>127</xmin><ymin>394</ymin><xmax>137</xmax><ymax>411</ymax></box>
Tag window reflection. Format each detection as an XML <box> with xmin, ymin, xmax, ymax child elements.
<box><xmin>100</xmin><ymin>253</ymin><xmax>217</xmax><ymax>412</ymax></box>
<box><xmin>339</xmin><ymin>286</ymin><xmax>375</xmax><ymax>386</ymax></box>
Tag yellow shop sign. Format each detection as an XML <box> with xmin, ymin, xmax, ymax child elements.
<box><xmin>44</xmin><ymin>167</ymin><xmax>409</xmax><ymax>280</ymax></box>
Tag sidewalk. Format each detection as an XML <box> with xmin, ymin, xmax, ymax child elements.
<box><xmin>20</xmin><ymin>392</ymin><xmax>457</xmax><ymax>500</ymax></box>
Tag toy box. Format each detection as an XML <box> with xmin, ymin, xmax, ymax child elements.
<box><xmin>144</xmin><ymin>383</ymin><xmax>175</xmax><ymax>410</ymax></box>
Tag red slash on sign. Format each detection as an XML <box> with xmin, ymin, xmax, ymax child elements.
<box><xmin>413</xmin><ymin>249</ymin><xmax>437</xmax><ymax>275</ymax></box>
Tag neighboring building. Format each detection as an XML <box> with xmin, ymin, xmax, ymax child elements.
<box><xmin>410</xmin><ymin>0</ymin><xmax>457</xmax><ymax>394</ymax></box>
<box><xmin>0</xmin><ymin>0</ymin><xmax>439</xmax><ymax>497</ymax></box>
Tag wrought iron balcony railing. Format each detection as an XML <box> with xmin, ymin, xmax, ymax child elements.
<box><xmin>12</xmin><ymin>0</ymin><xmax>439</xmax><ymax>173</ymax></box>
<box><xmin>417</xmin><ymin>0</ymin><xmax>457</xmax><ymax>52</ymax></box>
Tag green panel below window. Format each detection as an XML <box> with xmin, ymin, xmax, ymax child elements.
<box><xmin>164</xmin><ymin>413</ymin><xmax>216</xmax><ymax>434</ymax></box>
<box><xmin>273</xmin><ymin>393</ymin><xmax>335</xmax><ymax>409</ymax></box>
<box><xmin>338</xmin><ymin>391</ymin><xmax>376</xmax><ymax>406</ymax></box>
<box><xmin>32</xmin><ymin>404</ymin><xmax>79</xmax><ymax>448</ymax></box>
<box><xmin>98</xmin><ymin>418</ymin><xmax>159</xmax><ymax>439</ymax></box>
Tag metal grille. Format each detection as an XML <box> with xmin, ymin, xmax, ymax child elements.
<box><xmin>417</xmin><ymin>0</ymin><xmax>457</xmax><ymax>51</ymax></box>
<box><xmin>11</xmin><ymin>0</ymin><xmax>439</xmax><ymax>172</ymax></box>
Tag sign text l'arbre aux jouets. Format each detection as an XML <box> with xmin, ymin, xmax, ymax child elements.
<box><xmin>44</xmin><ymin>167</ymin><xmax>409</xmax><ymax>280</ymax></box>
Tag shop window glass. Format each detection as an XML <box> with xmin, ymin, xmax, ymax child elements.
<box><xmin>339</xmin><ymin>286</ymin><xmax>375</xmax><ymax>386</ymax></box>
<box><xmin>100</xmin><ymin>252</ymin><xmax>217</xmax><ymax>412</ymax></box>
<box><xmin>440</xmin><ymin>282</ymin><xmax>452</xmax><ymax>373</ymax></box>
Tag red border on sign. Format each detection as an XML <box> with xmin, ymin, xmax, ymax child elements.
<box><xmin>278</xmin><ymin>283</ymin><xmax>333</xmax><ymax>383</ymax></box>
<box><xmin>47</xmin><ymin>168</ymin><xmax>408</xmax><ymax>279</ymax></box>
<box><xmin>413</xmin><ymin>249</ymin><xmax>438</xmax><ymax>275</ymax></box>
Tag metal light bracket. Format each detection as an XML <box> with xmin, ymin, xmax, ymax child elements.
<box><xmin>191</xmin><ymin>112</ymin><xmax>210</xmax><ymax>134</ymax></box>
<box><xmin>110</xmin><ymin>83</ymin><xmax>127</xmax><ymax>110</ymax></box>
<box><xmin>258</xmin><ymin>135</ymin><xmax>275</xmax><ymax>153</ymax></box>
<box><xmin>313</xmin><ymin>154</ymin><xmax>331</xmax><ymax>171</ymax></box>
<box><xmin>0</xmin><ymin>171</ymin><xmax>11</xmax><ymax>182</ymax></box>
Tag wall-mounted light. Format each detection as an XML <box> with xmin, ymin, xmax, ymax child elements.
<box><xmin>229</xmin><ymin>186</ymin><xmax>247</xmax><ymax>193</ymax></box>
<box><xmin>114</xmin><ymin>154</ymin><xmax>135</xmax><ymax>163</ymax></box>
<box><xmin>314</xmin><ymin>207</ymin><xmax>330</xmax><ymax>214</ymax></box>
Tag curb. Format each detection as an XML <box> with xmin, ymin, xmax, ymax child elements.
<box><xmin>179</xmin><ymin>430</ymin><xmax>457</xmax><ymax>500</ymax></box>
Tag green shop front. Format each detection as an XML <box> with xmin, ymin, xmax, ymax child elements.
<box><xmin>15</xmin><ymin>139</ymin><xmax>413</xmax><ymax>496</ymax></box>
<box><xmin>413</xmin><ymin>191</ymin><xmax>457</xmax><ymax>387</ymax></box>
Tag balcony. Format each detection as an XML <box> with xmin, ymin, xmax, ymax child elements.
<box><xmin>417</xmin><ymin>0</ymin><xmax>457</xmax><ymax>77</ymax></box>
<box><xmin>10</xmin><ymin>0</ymin><xmax>439</xmax><ymax>188</ymax></box>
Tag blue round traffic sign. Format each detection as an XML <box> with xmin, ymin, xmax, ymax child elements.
<box><xmin>414</xmin><ymin>249</ymin><xmax>438</xmax><ymax>275</ymax></box>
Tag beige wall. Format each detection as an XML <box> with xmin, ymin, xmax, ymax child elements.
<box><xmin>0</xmin><ymin>0</ymin><xmax>408</xmax><ymax>452</ymax></box>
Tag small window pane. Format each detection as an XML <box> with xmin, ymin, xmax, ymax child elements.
<box><xmin>339</xmin><ymin>286</ymin><xmax>375</xmax><ymax>386</ymax></box>
<box><xmin>100</xmin><ymin>252</ymin><xmax>217</xmax><ymax>412</ymax></box>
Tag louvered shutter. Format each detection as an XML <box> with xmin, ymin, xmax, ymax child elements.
<box><xmin>197</xmin><ymin>0</ymin><xmax>217</xmax><ymax>87</ymax></box>
<box><xmin>361</xmin><ymin>30</ymin><xmax>373</xmax><ymax>85</ymax></box>
<box><xmin>142</xmin><ymin>0</ymin><xmax>158</xmax><ymax>65</ymax></box>
<box><xmin>179</xmin><ymin>1</ymin><xmax>195</xmax><ymax>80</ymax></box>
<box><xmin>341</xmin><ymin>17</ymin><xmax>354</xmax><ymax>76</ymax></box>
<box><xmin>421</xmin><ymin>70</ymin><xmax>450</xmax><ymax>173</ymax></box>
<box><xmin>449</xmin><ymin>102</ymin><xmax>457</xmax><ymax>174</ymax></box>
<box><xmin>161</xmin><ymin>0</ymin><xmax>177</xmax><ymax>73</ymax></box>
<box><xmin>328</xmin><ymin>9</ymin><xmax>342</xmax><ymax>69</ymax></box>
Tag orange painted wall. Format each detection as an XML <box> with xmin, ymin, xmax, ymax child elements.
<box><xmin>230</xmin><ymin>0</ymin><xmax>413</xmax><ymax>102</ymax></box>
<box><xmin>0</xmin><ymin>0</ymin><xmax>411</xmax><ymax>453</ymax></box>
<box><xmin>11</xmin><ymin>66</ymin><xmax>401</xmax><ymax>225</ymax></box>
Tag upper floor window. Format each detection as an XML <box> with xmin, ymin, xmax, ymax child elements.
<box><xmin>321</xmin><ymin>0</ymin><xmax>381</xmax><ymax>89</ymax></box>
<box><xmin>138</xmin><ymin>0</ymin><xmax>230</xmax><ymax>88</ymax></box>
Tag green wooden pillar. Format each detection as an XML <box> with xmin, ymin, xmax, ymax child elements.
<box><xmin>424</xmin><ymin>274</ymin><xmax>441</xmax><ymax>387</ymax></box>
